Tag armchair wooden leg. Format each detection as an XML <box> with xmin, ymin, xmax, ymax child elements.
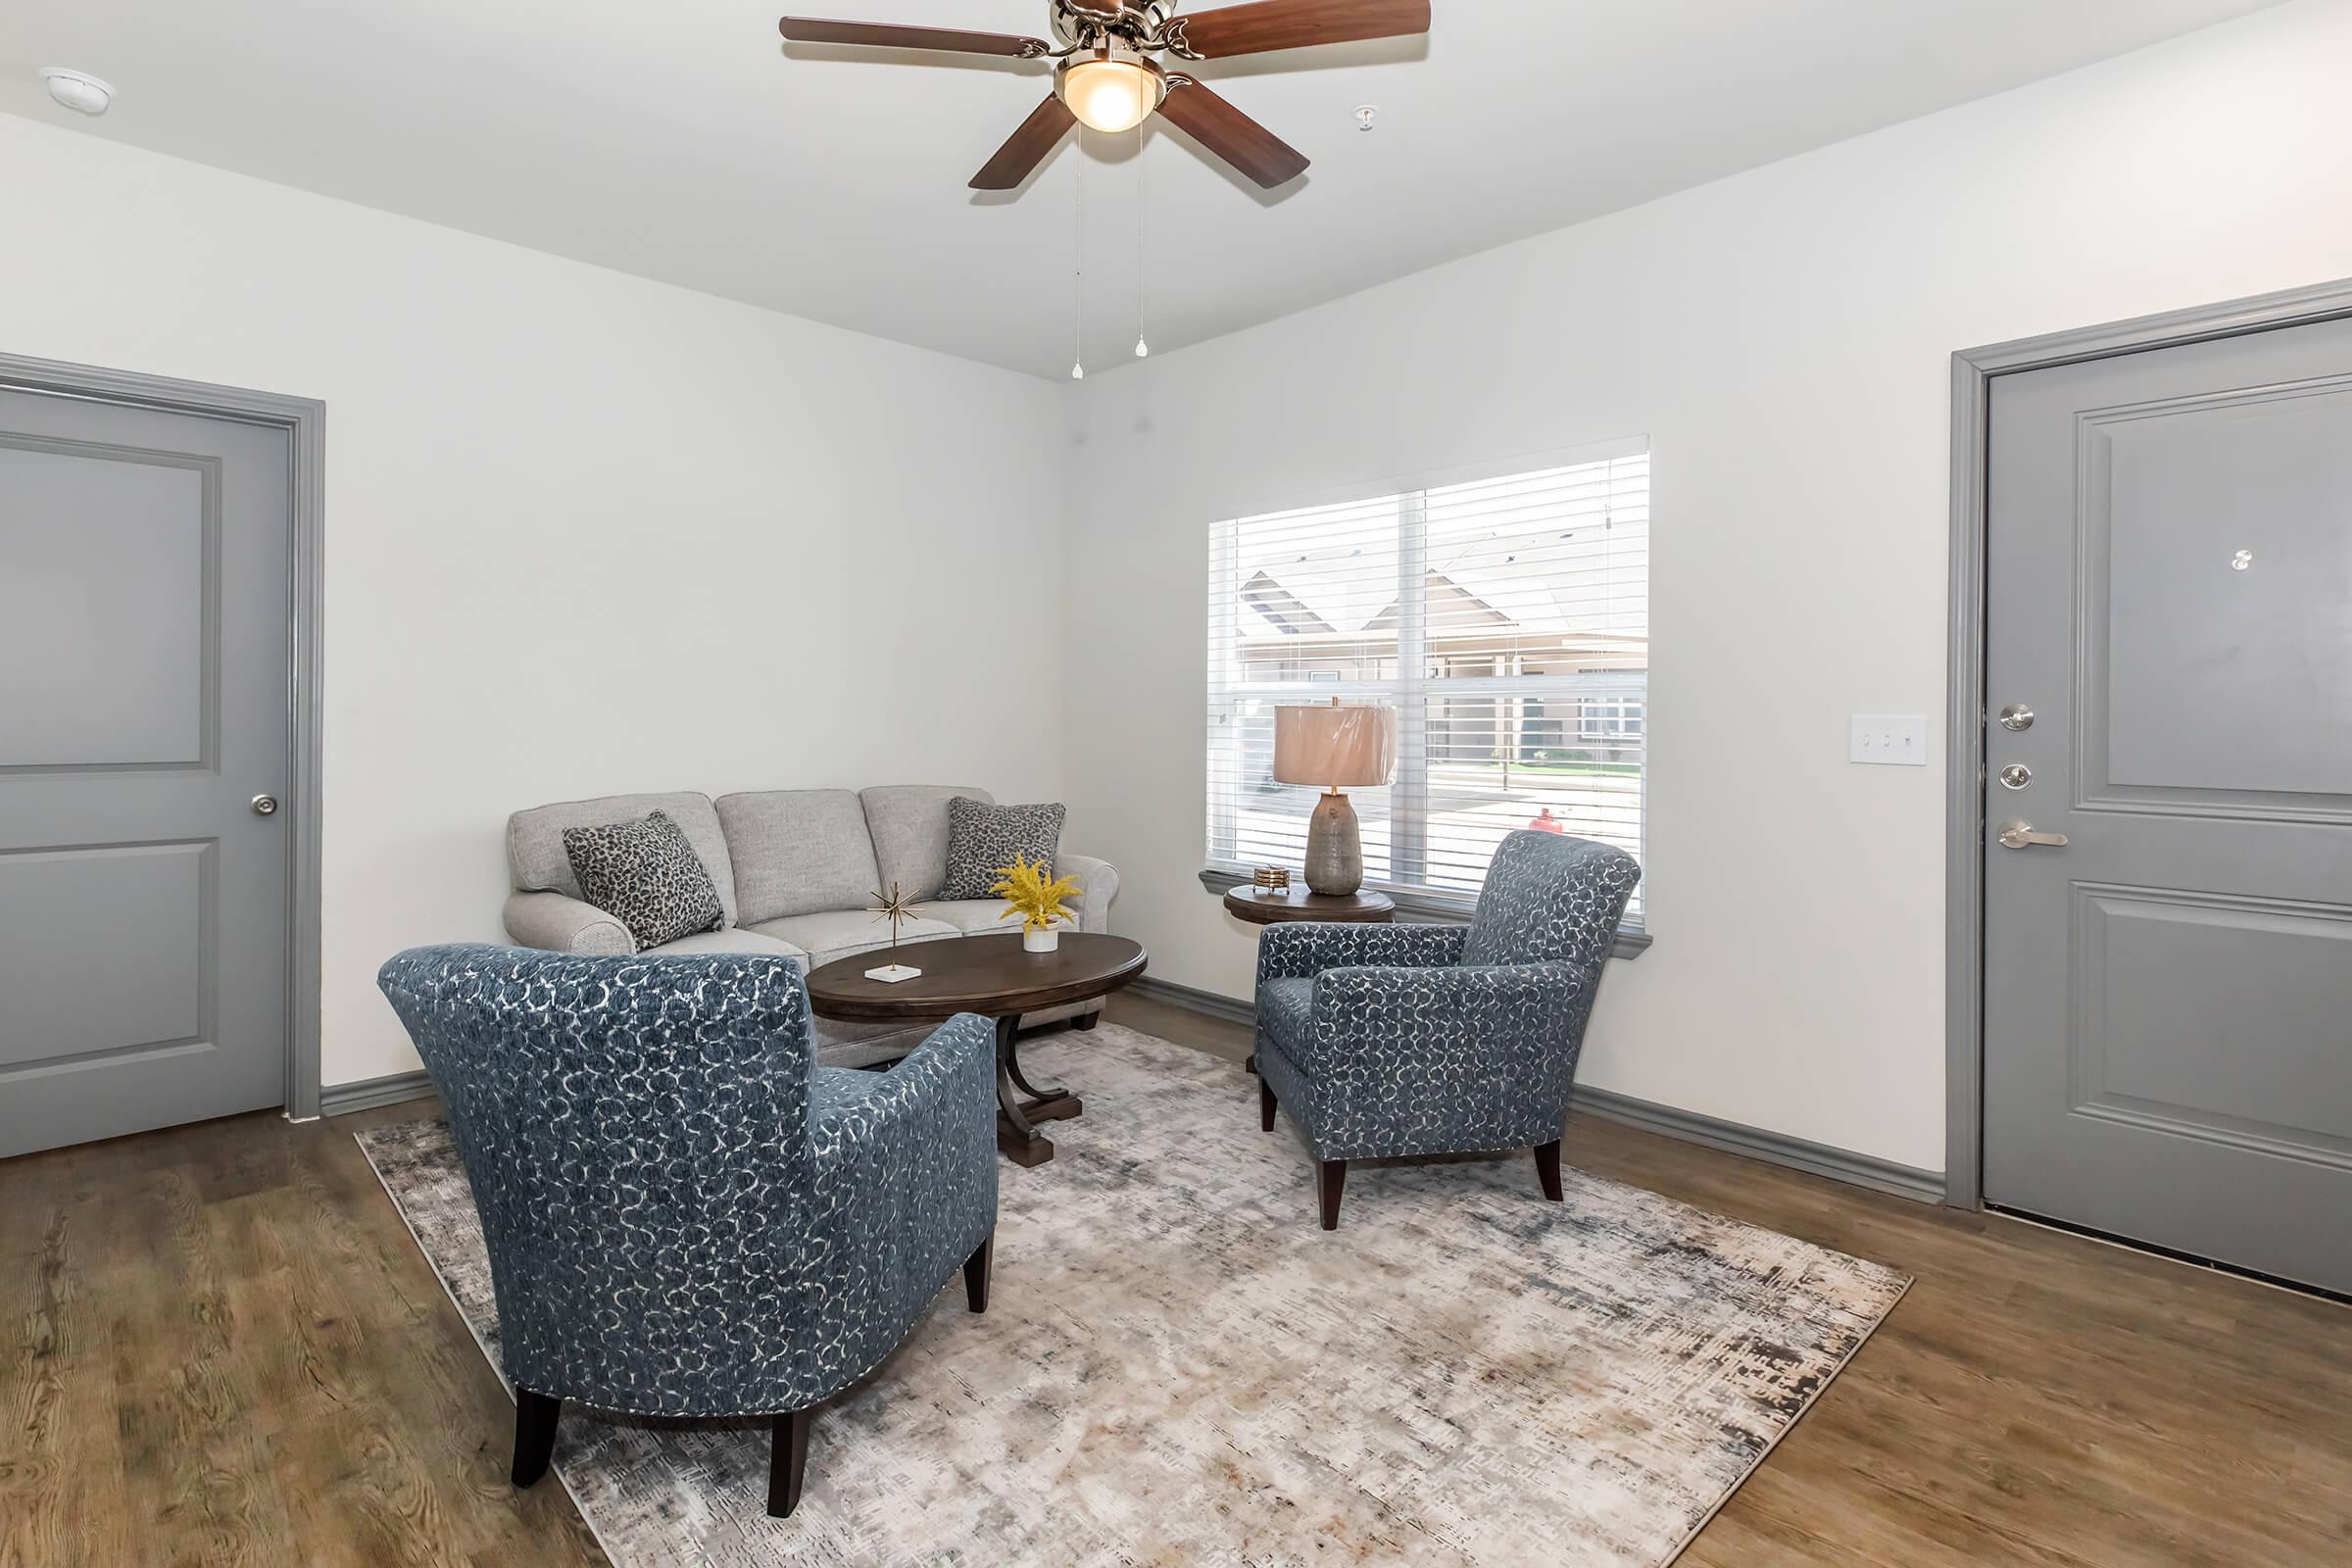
<box><xmin>513</xmin><ymin>1388</ymin><xmax>561</xmax><ymax>1488</ymax></box>
<box><xmin>1535</xmin><ymin>1139</ymin><xmax>1564</xmax><ymax>1202</ymax></box>
<box><xmin>1318</xmin><ymin>1159</ymin><xmax>1347</xmax><ymax>1231</ymax></box>
<box><xmin>769</xmin><ymin>1406</ymin><xmax>815</xmax><ymax>1518</ymax></box>
<box><xmin>964</xmin><ymin>1230</ymin><xmax>994</xmax><ymax>1314</ymax></box>
<box><xmin>1259</xmin><ymin>1078</ymin><xmax>1277</xmax><ymax>1132</ymax></box>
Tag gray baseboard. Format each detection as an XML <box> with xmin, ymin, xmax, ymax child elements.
<box><xmin>320</xmin><ymin>1068</ymin><xmax>436</xmax><ymax>1117</ymax></box>
<box><xmin>1128</xmin><ymin>975</ymin><xmax>1258</xmax><ymax>1029</ymax></box>
<box><xmin>1566</xmin><ymin>1084</ymin><xmax>1945</xmax><ymax>1205</ymax></box>
<box><xmin>1132</xmin><ymin>980</ymin><xmax>1946</xmax><ymax>1205</ymax></box>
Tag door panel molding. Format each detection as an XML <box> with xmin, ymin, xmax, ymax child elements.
<box><xmin>1947</xmin><ymin>273</ymin><xmax>2352</xmax><ymax>1209</ymax></box>
<box><xmin>2071</xmin><ymin>377</ymin><xmax>2352</xmax><ymax>824</ymax></box>
<box><xmin>0</xmin><ymin>353</ymin><xmax>325</xmax><ymax>1121</ymax></box>
<box><xmin>2067</xmin><ymin>880</ymin><xmax>2352</xmax><ymax>1173</ymax></box>
<box><xmin>0</xmin><ymin>838</ymin><xmax>217</xmax><ymax>1073</ymax></box>
<box><xmin>0</xmin><ymin>436</ymin><xmax>222</xmax><ymax>775</ymax></box>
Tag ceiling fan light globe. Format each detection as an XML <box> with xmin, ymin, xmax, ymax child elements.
<box><xmin>1058</xmin><ymin>56</ymin><xmax>1163</xmax><ymax>135</ymax></box>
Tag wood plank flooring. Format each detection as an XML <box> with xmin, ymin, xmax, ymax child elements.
<box><xmin>3</xmin><ymin>992</ymin><xmax>2345</xmax><ymax>1566</ymax></box>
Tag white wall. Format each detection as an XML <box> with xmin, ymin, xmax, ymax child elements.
<box><xmin>0</xmin><ymin>114</ymin><xmax>1068</xmax><ymax>1088</ymax></box>
<box><xmin>1060</xmin><ymin>0</ymin><xmax>2352</xmax><ymax>1174</ymax></box>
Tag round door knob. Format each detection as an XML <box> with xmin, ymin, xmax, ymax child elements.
<box><xmin>251</xmin><ymin>794</ymin><xmax>279</xmax><ymax>816</ymax></box>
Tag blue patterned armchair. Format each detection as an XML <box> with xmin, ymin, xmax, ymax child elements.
<box><xmin>375</xmin><ymin>943</ymin><xmax>999</xmax><ymax>1519</ymax></box>
<box><xmin>1251</xmin><ymin>832</ymin><xmax>1641</xmax><ymax>1229</ymax></box>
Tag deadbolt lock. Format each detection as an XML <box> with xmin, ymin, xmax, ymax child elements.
<box><xmin>251</xmin><ymin>794</ymin><xmax>279</xmax><ymax>816</ymax></box>
<box><xmin>1998</xmin><ymin>763</ymin><xmax>2032</xmax><ymax>790</ymax></box>
<box><xmin>1998</xmin><ymin>704</ymin><xmax>2034</xmax><ymax>732</ymax></box>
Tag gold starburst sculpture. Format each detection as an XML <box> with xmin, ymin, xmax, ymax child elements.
<box><xmin>865</xmin><ymin>881</ymin><xmax>927</xmax><ymax>948</ymax></box>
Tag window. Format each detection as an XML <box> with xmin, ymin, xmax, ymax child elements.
<box><xmin>1206</xmin><ymin>440</ymin><xmax>1647</xmax><ymax>922</ymax></box>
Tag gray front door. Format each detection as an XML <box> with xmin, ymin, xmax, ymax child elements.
<box><xmin>1984</xmin><ymin>317</ymin><xmax>2352</xmax><ymax>1296</ymax></box>
<box><xmin>0</xmin><ymin>387</ymin><xmax>292</xmax><ymax>1156</ymax></box>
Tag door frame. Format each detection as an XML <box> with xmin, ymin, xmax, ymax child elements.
<box><xmin>0</xmin><ymin>352</ymin><xmax>326</xmax><ymax>1121</ymax></box>
<box><xmin>1943</xmin><ymin>276</ymin><xmax>2352</xmax><ymax>1209</ymax></box>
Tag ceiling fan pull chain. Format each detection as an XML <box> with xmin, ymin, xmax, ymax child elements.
<box><xmin>1071</xmin><ymin>139</ymin><xmax>1086</xmax><ymax>380</ymax></box>
<box><xmin>1135</xmin><ymin>136</ymin><xmax>1150</xmax><ymax>360</ymax></box>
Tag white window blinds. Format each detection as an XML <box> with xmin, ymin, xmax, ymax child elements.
<box><xmin>1206</xmin><ymin>440</ymin><xmax>1648</xmax><ymax>920</ymax></box>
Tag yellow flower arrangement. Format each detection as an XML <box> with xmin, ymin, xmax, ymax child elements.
<box><xmin>991</xmin><ymin>854</ymin><xmax>1079</xmax><ymax>935</ymax></box>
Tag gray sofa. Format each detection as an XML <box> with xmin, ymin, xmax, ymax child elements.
<box><xmin>502</xmin><ymin>784</ymin><xmax>1118</xmax><ymax>1065</ymax></box>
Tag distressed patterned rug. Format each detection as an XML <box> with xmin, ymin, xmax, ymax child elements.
<box><xmin>357</xmin><ymin>1023</ymin><xmax>1907</xmax><ymax>1567</ymax></box>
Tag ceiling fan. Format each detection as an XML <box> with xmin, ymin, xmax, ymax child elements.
<box><xmin>777</xmin><ymin>1</ymin><xmax>1432</xmax><ymax>192</ymax></box>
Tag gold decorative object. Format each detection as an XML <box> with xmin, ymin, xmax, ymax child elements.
<box><xmin>1252</xmin><ymin>866</ymin><xmax>1291</xmax><ymax>891</ymax></box>
<box><xmin>865</xmin><ymin>881</ymin><xmax>927</xmax><ymax>948</ymax></box>
<box><xmin>992</xmin><ymin>854</ymin><xmax>1080</xmax><ymax>953</ymax></box>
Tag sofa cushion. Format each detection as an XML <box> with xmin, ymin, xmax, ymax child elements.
<box><xmin>642</xmin><ymin>927</ymin><xmax>810</xmax><ymax>968</ymax></box>
<box><xmin>749</xmin><ymin>909</ymin><xmax>960</xmax><ymax>971</ymax></box>
<box><xmin>810</xmin><ymin>1017</ymin><xmax>933</xmax><ymax>1069</ymax></box>
<box><xmin>859</xmin><ymin>785</ymin><xmax>993</xmax><ymax>903</ymax></box>
<box><xmin>509</xmin><ymin>791</ymin><xmax>739</xmax><ymax>928</ymax></box>
<box><xmin>716</xmin><ymin>789</ymin><xmax>883</xmax><ymax>924</ymax></box>
<box><xmin>940</xmin><ymin>797</ymin><xmax>1066</xmax><ymax>900</ymax></box>
<box><xmin>561</xmin><ymin>810</ymin><xmax>726</xmax><ymax>951</ymax></box>
<box><xmin>923</xmin><ymin>899</ymin><xmax>1022</xmax><ymax>936</ymax></box>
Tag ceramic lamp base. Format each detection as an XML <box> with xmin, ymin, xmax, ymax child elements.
<box><xmin>1304</xmin><ymin>789</ymin><xmax>1364</xmax><ymax>896</ymax></box>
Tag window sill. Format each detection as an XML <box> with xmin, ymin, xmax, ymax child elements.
<box><xmin>1198</xmin><ymin>866</ymin><xmax>1652</xmax><ymax>959</ymax></box>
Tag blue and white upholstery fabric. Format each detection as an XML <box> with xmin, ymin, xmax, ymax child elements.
<box><xmin>1252</xmin><ymin>832</ymin><xmax>1641</xmax><ymax>1163</ymax></box>
<box><xmin>376</xmin><ymin>943</ymin><xmax>999</xmax><ymax>1418</ymax></box>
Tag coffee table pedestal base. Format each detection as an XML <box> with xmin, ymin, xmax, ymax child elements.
<box><xmin>995</xmin><ymin>1014</ymin><xmax>1083</xmax><ymax>1167</ymax></box>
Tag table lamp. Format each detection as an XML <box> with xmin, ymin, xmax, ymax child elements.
<box><xmin>1273</xmin><ymin>699</ymin><xmax>1397</xmax><ymax>896</ymax></box>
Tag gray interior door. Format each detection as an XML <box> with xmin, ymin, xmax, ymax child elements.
<box><xmin>1984</xmin><ymin>317</ymin><xmax>2352</xmax><ymax>1296</ymax></box>
<box><xmin>0</xmin><ymin>387</ymin><xmax>291</xmax><ymax>1157</ymax></box>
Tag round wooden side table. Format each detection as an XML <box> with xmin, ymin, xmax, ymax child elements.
<box><xmin>1221</xmin><ymin>885</ymin><xmax>1396</xmax><ymax>1072</ymax></box>
<box><xmin>1221</xmin><ymin>886</ymin><xmax>1397</xmax><ymax>925</ymax></box>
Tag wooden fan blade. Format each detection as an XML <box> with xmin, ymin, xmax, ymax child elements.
<box><xmin>778</xmin><ymin>17</ymin><xmax>1050</xmax><ymax>58</ymax></box>
<box><xmin>1167</xmin><ymin>0</ymin><xmax>1430</xmax><ymax>60</ymax></box>
<box><xmin>1156</xmin><ymin>77</ymin><xmax>1308</xmax><ymax>188</ymax></box>
<box><xmin>970</xmin><ymin>93</ymin><xmax>1078</xmax><ymax>189</ymax></box>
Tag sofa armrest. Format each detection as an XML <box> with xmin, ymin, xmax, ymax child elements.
<box><xmin>1058</xmin><ymin>852</ymin><xmax>1119</xmax><ymax>934</ymax></box>
<box><xmin>1256</xmin><ymin>921</ymin><xmax>1468</xmax><ymax>985</ymax></box>
<box><xmin>503</xmin><ymin>889</ymin><xmax>632</xmax><ymax>956</ymax></box>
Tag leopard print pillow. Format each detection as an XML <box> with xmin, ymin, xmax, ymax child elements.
<box><xmin>940</xmin><ymin>798</ymin><xmax>1066</xmax><ymax>901</ymax></box>
<box><xmin>561</xmin><ymin>809</ymin><xmax>725</xmax><ymax>952</ymax></box>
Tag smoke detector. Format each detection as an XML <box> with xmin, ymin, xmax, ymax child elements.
<box><xmin>39</xmin><ymin>68</ymin><xmax>115</xmax><ymax>117</ymax></box>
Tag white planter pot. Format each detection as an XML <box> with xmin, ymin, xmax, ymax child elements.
<box><xmin>1023</xmin><ymin>926</ymin><xmax>1059</xmax><ymax>954</ymax></box>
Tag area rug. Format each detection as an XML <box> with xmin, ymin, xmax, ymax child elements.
<box><xmin>357</xmin><ymin>1023</ymin><xmax>1908</xmax><ymax>1567</ymax></box>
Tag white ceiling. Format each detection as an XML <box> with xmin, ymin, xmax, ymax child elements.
<box><xmin>0</xmin><ymin>0</ymin><xmax>2283</xmax><ymax>379</ymax></box>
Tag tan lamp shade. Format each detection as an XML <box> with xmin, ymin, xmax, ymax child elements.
<box><xmin>1273</xmin><ymin>702</ymin><xmax>1397</xmax><ymax>790</ymax></box>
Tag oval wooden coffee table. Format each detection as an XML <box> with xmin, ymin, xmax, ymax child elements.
<box><xmin>803</xmin><ymin>932</ymin><xmax>1147</xmax><ymax>1168</ymax></box>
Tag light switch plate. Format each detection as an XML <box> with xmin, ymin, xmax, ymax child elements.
<box><xmin>1850</xmin><ymin>713</ymin><xmax>1928</xmax><ymax>765</ymax></box>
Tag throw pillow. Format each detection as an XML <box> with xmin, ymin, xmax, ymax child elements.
<box><xmin>561</xmin><ymin>808</ymin><xmax>726</xmax><ymax>952</ymax></box>
<box><xmin>941</xmin><ymin>798</ymin><xmax>1067</xmax><ymax>902</ymax></box>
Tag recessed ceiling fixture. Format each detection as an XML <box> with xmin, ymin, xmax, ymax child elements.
<box><xmin>38</xmin><ymin>67</ymin><xmax>115</xmax><ymax>117</ymax></box>
<box><xmin>777</xmin><ymin>0</ymin><xmax>1431</xmax><ymax>193</ymax></box>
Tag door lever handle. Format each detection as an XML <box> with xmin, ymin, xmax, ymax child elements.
<box><xmin>1995</xmin><ymin>819</ymin><xmax>2067</xmax><ymax>850</ymax></box>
